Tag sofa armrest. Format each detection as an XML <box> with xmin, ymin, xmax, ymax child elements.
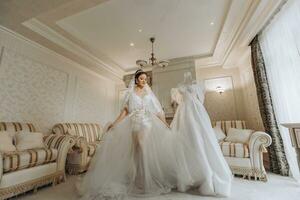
<box><xmin>72</xmin><ymin>136</ymin><xmax>89</xmax><ymax>152</ymax></box>
<box><xmin>249</xmin><ymin>131</ymin><xmax>272</xmax><ymax>153</ymax></box>
<box><xmin>249</xmin><ymin>131</ymin><xmax>272</xmax><ymax>171</ymax></box>
<box><xmin>44</xmin><ymin>134</ymin><xmax>76</xmax><ymax>172</ymax></box>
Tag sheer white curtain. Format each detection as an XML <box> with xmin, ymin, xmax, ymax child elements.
<box><xmin>259</xmin><ymin>0</ymin><xmax>300</xmax><ymax>180</ymax></box>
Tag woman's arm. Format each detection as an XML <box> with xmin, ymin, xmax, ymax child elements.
<box><xmin>107</xmin><ymin>108</ymin><xmax>128</xmax><ymax>131</ymax></box>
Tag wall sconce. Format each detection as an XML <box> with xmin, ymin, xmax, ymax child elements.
<box><xmin>216</xmin><ymin>86</ymin><xmax>225</xmax><ymax>94</ymax></box>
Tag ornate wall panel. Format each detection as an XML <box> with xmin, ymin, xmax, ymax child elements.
<box><xmin>0</xmin><ymin>48</ymin><xmax>68</xmax><ymax>132</ymax></box>
<box><xmin>73</xmin><ymin>77</ymin><xmax>108</xmax><ymax>124</ymax></box>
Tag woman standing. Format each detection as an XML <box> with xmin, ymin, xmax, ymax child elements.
<box><xmin>78</xmin><ymin>69</ymin><xmax>181</xmax><ymax>199</ymax></box>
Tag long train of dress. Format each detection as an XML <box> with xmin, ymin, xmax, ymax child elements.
<box><xmin>171</xmin><ymin>82</ymin><xmax>232</xmax><ymax>196</ymax></box>
<box><xmin>78</xmin><ymin>91</ymin><xmax>183</xmax><ymax>199</ymax></box>
<box><xmin>78</xmin><ymin>79</ymin><xmax>232</xmax><ymax>199</ymax></box>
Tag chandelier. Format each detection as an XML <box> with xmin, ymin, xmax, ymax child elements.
<box><xmin>136</xmin><ymin>37</ymin><xmax>169</xmax><ymax>68</ymax></box>
<box><xmin>216</xmin><ymin>86</ymin><xmax>225</xmax><ymax>94</ymax></box>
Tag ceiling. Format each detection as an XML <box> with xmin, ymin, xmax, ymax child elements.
<box><xmin>56</xmin><ymin>0</ymin><xmax>229</xmax><ymax>69</ymax></box>
<box><xmin>0</xmin><ymin>0</ymin><xmax>286</xmax><ymax>81</ymax></box>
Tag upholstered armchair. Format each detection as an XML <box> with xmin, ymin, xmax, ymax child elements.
<box><xmin>52</xmin><ymin>123</ymin><xmax>104</xmax><ymax>174</ymax></box>
<box><xmin>0</xmin><ymin>122</ymin><xmax>75</xmax><ymax>199</ymax></box>
<box><xmin>213</xmin><ymin>120</ymin><xmax>272</xmax><ymax>181</ymax></box>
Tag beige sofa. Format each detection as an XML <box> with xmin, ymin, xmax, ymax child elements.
<box><xmin>0</xmin><ymin>122</ymin><xmax>75</xmax><ymax>199</ymax></box>
<box><xmin>213</xmin><ymin>120</ymin><xmax>272</xmax><ymax>181</ymax></box>
<box><xmin>52</xmin><ymin>123</ymin><xmax>104</xmax><ymax>174</ymax></box>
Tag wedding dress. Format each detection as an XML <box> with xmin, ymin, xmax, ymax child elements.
<box><xmin>78</xmin><ymin>78</ymin><xmax>179</xmax><ymax>200</ymax></box>
<box><xmin>170</xmin><ymin>72</ymin><xmax>232</xmax><ymax>197</ymax></box>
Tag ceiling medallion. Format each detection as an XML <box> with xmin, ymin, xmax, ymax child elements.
<box><xmin>136</xmin><ymin>37</ymin><xmax>169</xmax><ymax>69</ymax></box>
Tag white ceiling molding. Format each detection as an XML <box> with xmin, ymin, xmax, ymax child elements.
<box><xmin>238</xmin><ymin>0</ymin><xmax>287</xmax><ymax>47</ymax></box>
<box><xmin>54</xmin><ymin>0</ymin><xmax>230</xmax><ymax>71</ymax></box>
<box><xmin>196</xmin><ymin>0</ymin><xmax>285</xmax><ymax>69</ymax></box>
<box><xmin>55</xmin><ymin>0</ymin><xmax>232</xmax><ymax>71</ymax></box>
<box><xmin>8</xmin><ymin>0</ymin><xmax>284</xmax><ymax>76</ymax></box>
<box><xmin>222</xmin><ymin>0</ymin><xmax>286</xmax><ymax>68</ymax></box>
<box><xmin>195</xmin><ymin>0</ymin><xmax>256</xmax><ymax>69</ymax></box>
<box><xmin>22</xmin><ymin>18</ymin><xmax>124</xmax><ymax>80</ymax></box>
<box><xmin>0</xmin><ymin>25</ymin><xmax>123</xmax><ymax>84</ymax></box>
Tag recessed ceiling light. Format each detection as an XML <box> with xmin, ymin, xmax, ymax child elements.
<box><xmin>130</xmin><ymin>43</ymin><xmax>135</xmax><ymax>46</ymax></box>
<box><xmin>138</xmin><ymin>29</ymin><xmax>142</xmax><ymax>32</ymax></box>
<box><xmin>210</xmin><ymin>22</ymin><xmax>214</xmax><ymax>25</ymax></box>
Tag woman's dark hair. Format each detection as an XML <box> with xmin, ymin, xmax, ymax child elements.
<box><xmin>134</xmin><ymin>69</ymin><xmax>147</xmax><ymax>84</ymax></box>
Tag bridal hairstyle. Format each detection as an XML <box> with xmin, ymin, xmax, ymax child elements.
<box><xmin>134</xmin><ymin>69</ymin><xmax>147</xmax><ymax>84</ymax></box>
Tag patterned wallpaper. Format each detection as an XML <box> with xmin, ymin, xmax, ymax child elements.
<box><xmin>73</xmin><ymin>77</ymin><xmax>107</xmax><ymax>124</ymax></box>
<box><xmin>0</xmin><ymin>32</ymin><xmax>117</xmax><ymax>133</ymax></box>
<box><xmin>0</xmin><ymin>47</ymin><xmax>68</xmax><ymax>132</ymax></box>
<box><xmin>203</xmin><ymin>76</ymin><xmax>238</xmax><ymax>121</ymax></box>
<box><xmin>204</xmin><ymin>91</ymin><xmax>238</xmax><ymax>121</ymax></box>
<box><xmin>196</xmin><ymin>66</ymin><xmax>246</xmax><ymax>124</ymax></box>
<box><xmin>239</xmin><ymin>64</ymin><xmax>264</xmax><ymax>130</ymax></box>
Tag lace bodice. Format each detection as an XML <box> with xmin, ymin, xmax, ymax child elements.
<box><xmin>121</xmin><ymin>89</ymin><xmax>164</xmax><ymax>133</ymax></box>
<box><xmin>122</xmin><ymin>91</ymin><xmax>163</xmax><ymax>115</ymax></box>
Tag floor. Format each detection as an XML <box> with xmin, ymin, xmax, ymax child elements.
<box><xmin>11</xmin><ymin>173</ymin><xmax>300</xmax><ymax>200</ymax></box>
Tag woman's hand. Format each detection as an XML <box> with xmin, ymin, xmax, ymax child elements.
<box><xmin>107</xmin><ymin>124</ymin><xmax>114</xmax><ymax>131</ymax></box>
<box><xmin>156</xmin><ymin>113</ymin><xmax>170</xmax><ymax>129</ymax></box>
<box><xmin>107</xmin><ymin>108</ymin><xmax>128</xmax><ymax>132</ymax></box>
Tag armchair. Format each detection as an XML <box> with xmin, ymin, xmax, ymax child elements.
<box><xmin>213</xmin><ymin>120</ymin><xmax>272</xmax><ymax>181</ymax></box>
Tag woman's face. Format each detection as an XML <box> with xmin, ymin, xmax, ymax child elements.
<box><xmin>136</xmin><ymin>74</ymin><xmax>147</xmax><ymax>87</ymax></box>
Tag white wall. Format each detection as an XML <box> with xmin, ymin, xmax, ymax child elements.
<box><xmin>0</xmin><ymin>27</ymin><xmax>118</xmax><ymax>133</ymax></box>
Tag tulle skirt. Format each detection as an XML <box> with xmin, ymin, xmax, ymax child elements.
<box><xmin>171</xmin><ymin>95</ymin><xmax>232</xmax><ymax>197</ymax></box>
<box><xmin>78</xmin><ymin>110</ymin><xmax>179</xmax><ymax>200</ymax></box>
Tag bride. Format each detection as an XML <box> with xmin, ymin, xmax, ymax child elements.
<box><xmin>171</xmin><ymin>71</ymin><xmax>232</xmax><ymax>196</ymax></box>
<box><xmin>78</xmin><ymin>69</ymin><xmax>180</xmax><ymax>199</ymax></box>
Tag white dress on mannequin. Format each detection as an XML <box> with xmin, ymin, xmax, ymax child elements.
<box><xmin>171</xmin><ymin>72</ymin><xmax>232</xmax><ymax>197</ymax></box>
<box><xmin>78</xmin><ymin>78</ymin><xmax>180</xmax><ymax>200</ymax></box>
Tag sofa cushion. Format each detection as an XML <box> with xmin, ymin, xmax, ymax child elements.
<box><xmin>225</xmin><ymin>128</ymin><xmax>253</xmax><ymax>143</ymax></box>
<box><xmin>219</xmin><ymin>141</ymin><xmax>250</xmax><ymax>158</ymax></box>
<box><xmin>15</xmin><ymin>132</ymin><xmax>46</xmax><ymax>151</ymax></box>
<box><xmin>0</xmin><ymin>131</ymin><xmax>16</xmax><ymax>152</ymax></box>
<box><xmin>3</xmin><ymin>148</ymin><xmax>58</xmax><ymax>173</ymax></box>
<box><xmin>213</xmin><ymin>120</ymin><xmax>246</xmax><ymax>135</ymax></box>
<box><xmin>213</xmin><ymin>127</ymin><xmax>226</xmax><ymax>141</ymax></box>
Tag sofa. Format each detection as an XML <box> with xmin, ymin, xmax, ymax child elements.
<box><xmin>52</xmin><ymin>123</ymin><xmax>104</xmax><ymax>174</ymax></box>
<box><xmin>212</xmin><ymin>120</ymin><xmax>272</xmax><ymax>181</ymax></box>
<box><xmin>0</xmin><ymin>122</ymin><xmax>75</xmax><ymax>199</ymax></box>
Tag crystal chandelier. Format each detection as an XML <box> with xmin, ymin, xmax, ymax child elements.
<box><xmin>136</xmin><ymin>37</ymin><xmax>169</xmax><ymax>68</ymax></box>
